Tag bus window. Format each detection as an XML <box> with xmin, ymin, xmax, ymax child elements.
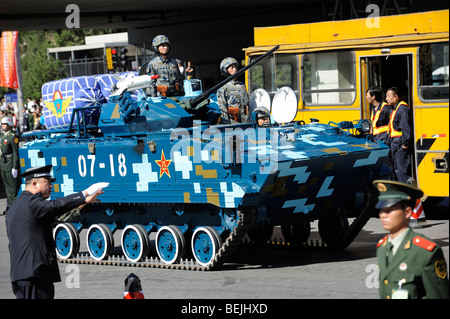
<box><xmin>418</xmin><ymin>42</ymin><xmax>449</xmax><ymax>102</ymax></box>
<box><xmin>250</xmin><ymin>58</ymin><xmax>272</xmax><ymax>93</ymax></box>
<box><xmin>275</xmin><ymin>55</ymin><xmax>298</xmax><ymax>93</ymax></box>
<box><xmin>249</xmin><ymin>54</ymin><xmax>299</xmax><ymax>96</ymax></box>
<box><xmin>302</xmin><ymin>51</ymin><xmax>356</xmax><ymax>106</ymax></box>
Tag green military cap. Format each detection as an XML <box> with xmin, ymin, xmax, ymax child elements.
<box><xmin>373</xmin><ymin>180</ymin><xmax>423</xmax><ymax>209</ymax></box>
<box><xmin>21</xmin><ymin>164</ymin><xmax>56</xmax><ymax>182</ymax></box>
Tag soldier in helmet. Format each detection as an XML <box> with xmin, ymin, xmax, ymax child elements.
<box><xmin>0</xmin><ymin>116</ymin><xmax>21</xmax><ymax>214</ymax></box>
<box><xmin>217</xmin><ymin>57</ymin><xmax>249</xmax><ymax>124</ymax></box>
<box><xmin>251</xmin><ymin>106</ymin><xmax>271</xmax><ymax>127</ymax></box>
<box><xmin>146</xmin><ymin>35</ymin><xmax>184</xmax><ymax>97</ymax></box>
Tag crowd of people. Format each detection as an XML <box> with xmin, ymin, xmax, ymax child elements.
<box><xmin>0</xmin><ymin>98</ymin><xmax>46</xmax><ymax>138</ymax></box>
<box><xmin>0</xmin><ymin>97</ymin><xmax>47</xmax><ymax>216</ymax></box>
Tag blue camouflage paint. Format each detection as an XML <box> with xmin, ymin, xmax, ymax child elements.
<box><xmin>20</xmin><ymin>71</ymin><xmax>389</xmax><ymax>265</ymax></box>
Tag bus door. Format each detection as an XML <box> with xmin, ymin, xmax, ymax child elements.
<box><xmin>360</xmin><ymin>53</ymin><xmax>415</xmax><ymax>180</ymax></box>
<box><xmin>361</xmin><ymin>54</ymin><xmax>413</xmax><ymax>117</ymax></box>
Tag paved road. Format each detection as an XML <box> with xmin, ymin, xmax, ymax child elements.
<box><xmin>1</xmin><ymin>196</ymin><xmax>448</xmax><ymax>303</ymax></box>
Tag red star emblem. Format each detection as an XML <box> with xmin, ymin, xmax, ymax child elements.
<box><xmin>155</xmin><ymin>150</ymin><xmax>172</xmax><ymax>178</ymax></box>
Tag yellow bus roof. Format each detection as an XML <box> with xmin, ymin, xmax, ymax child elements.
<box><xmin>248</xmin><ymin>10</ymin><xmax>448</xmax><ymax>53</ymax></box>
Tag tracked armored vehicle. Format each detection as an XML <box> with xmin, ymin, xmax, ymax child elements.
<box><xmin>19</xmin><ymin>46</ymin><xmax>389</xmax><ymax>270</ymax></box>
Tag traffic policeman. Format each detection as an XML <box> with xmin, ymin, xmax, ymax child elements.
<box><xmin>374</xmin><ymin>180</ymin><xmax>449</xmax><ymax>299</ymax></box>
<box><xmin>385</xmin><ymin>87</ymin><xmax>412</xmax><ymax>184</ymax></box>
<box><xmin>0</xmin><ymin>116</ymin><xmax>21</xmax><ymax>213</ymax></box>
<box><xmin>366</xmin><ymin>86</ymin><xmax>394</xmax><ymax>179</ymax></box>
<box><xmin>217</xmin><ymin>57</ymin><xmax>249</xmax><ymax>124</ymax></box>
<box><xmin>366</xmin><ymin>86</ymin><xmax>391</xmax><ymax>143</ymax></box>
<box><xmin>146</xmin><ymin>35</ymin><xmax>184</xmax><ymax>97</ymax></box>
<box><xmin>6</xmin><ymin>165</ymin><xmax>105</xmax><ymax>299</ymax></box>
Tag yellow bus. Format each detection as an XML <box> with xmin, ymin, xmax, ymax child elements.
<box><xmin>244</xmin><ymin>9</ymin><xmax>449</xmax><ymax>201</ymax></box>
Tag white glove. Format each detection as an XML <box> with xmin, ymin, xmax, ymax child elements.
<box><xmin>85</xmin><ymin>182</ymin><xmax>109</xmax><ymax>196</ymax></box>
<box><xmin>11</xmin><ymin>168</ymin><xmax>18</xmax><ymax>179</ymax></box>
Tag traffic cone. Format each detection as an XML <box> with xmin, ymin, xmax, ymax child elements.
<box><xmin>124</xmin><ymin>273</ymin><xmax>144</xmax><ymax>299</ymax></box>
<box><xmin>410</xmin><ymin>199</ymin><xmax>427</xmax><ymax>229</ymax></box>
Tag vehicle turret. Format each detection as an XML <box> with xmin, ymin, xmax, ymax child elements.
<box><xmin>96</xmin><ymin>46</ymin><xmax>279</xmax><ymax>136</ymax></box>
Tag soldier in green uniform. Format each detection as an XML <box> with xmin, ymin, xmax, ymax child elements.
<box><xmin>373</xmin><ymin>180</ymin><xmax>449</xmax><ymax>299</ymax></box>
<box><xmin>1</xmin><ymin>116</ymin><xmax>21</xmax><ymax>214</ymax></box>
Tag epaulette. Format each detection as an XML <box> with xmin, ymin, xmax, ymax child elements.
<box><xmin>413</xmin><ymin>236</ymin><xmax>436</xmax><ymax>251</ymax></box>
<box><xmin>377</xmin><ymin>235</ymin><xmax>389</xmax><ymax>248</ymax></box>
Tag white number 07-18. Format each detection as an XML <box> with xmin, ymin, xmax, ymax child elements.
<box><xmin>78</xmin><ymin>154</ymin><xmax>127</xmax><ymax>177</ymax></box>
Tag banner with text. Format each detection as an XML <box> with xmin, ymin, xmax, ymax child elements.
<box><xmin>0</xmin><ymin>31</ymin><xmax>19</xmax><ymax>89</ymax></box>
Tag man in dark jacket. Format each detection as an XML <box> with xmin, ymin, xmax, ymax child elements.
<box><xmin>366</xmin><ymin>86</ymin><xmax>392</xmax><ymax>144</ymax></box>
<box><xmin>6</xmin><ymin>165</ymin><xmax>105</xmax><ymax>299</ymax></box>
<box><xmin>385</xmin><ymin>87</ymin><xmax>412</xmax><ymax>184</ymax></box>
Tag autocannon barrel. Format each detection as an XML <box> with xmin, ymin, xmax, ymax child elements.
<box><xmin>189</xmin><ymin>45</ymin><xmax>280</xmax><ymax>108</ymax></box>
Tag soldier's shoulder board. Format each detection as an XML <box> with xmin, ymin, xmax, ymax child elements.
<box><xmin>377</xmin><ymin>235</ymin><xmax>389</xmax><ymax>248</ymax></box>
<box><xmin>412</xmin><ymin>236</ymin><xmax>436</xmax><ymax>251</ymax></box>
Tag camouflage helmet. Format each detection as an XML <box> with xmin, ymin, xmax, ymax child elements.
<box><xmin>1</xmin><ymin>116</ymin><xmax>14</xmax><ymax>127</ymax></box>
<box><xmin>220</xmin><ymin>57</ymin><xmax>239</xmax><ymax>76</ymax></box>
<box><xmin>152</xmin><ymin>35</ymin><xmax>170</xmax><ymax>52</ymax></box>
<box><xmin>251</xmin><ymin>106</ymin><xmax>270</xmax><ymax>123</ymax></box>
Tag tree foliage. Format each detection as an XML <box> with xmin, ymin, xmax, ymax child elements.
<box><xmin>19</xmin><ymin>31</ymin><xmax>66</xmax><ymax>100</ymax></box>
<box><xmin>18</xmin><ymin>29</ymin><xmax>122</xmax><ymax>100</ymax></box>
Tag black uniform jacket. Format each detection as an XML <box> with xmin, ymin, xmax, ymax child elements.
<box><xmin>389</xmin><ymin>101</ymin><xmax>412</xmax><ymax>149</ymax></box>
<box><xmin>6</xmin><ymin>190</ymin><xmax>86</xmax><ymax>283</ymax></box>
